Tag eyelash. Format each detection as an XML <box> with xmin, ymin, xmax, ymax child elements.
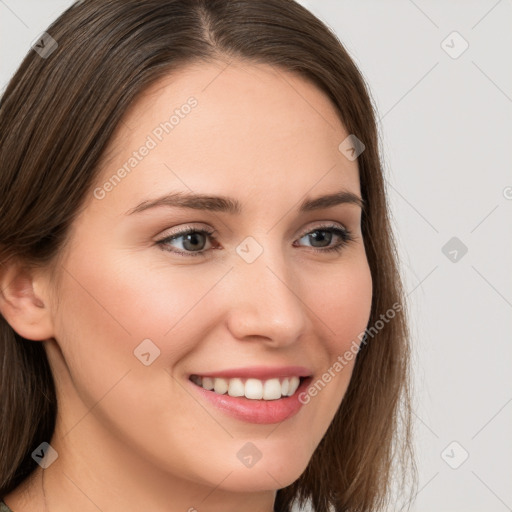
<box><xmin>156</xmin><ymin>223</ymin><xmax>355</xmax><ymax>258</ymax></box>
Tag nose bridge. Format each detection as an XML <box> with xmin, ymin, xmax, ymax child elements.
<box><xmin>226</xmin><ymin>239</ymin><xmax>307</xmax><ymax>344</ymax></box>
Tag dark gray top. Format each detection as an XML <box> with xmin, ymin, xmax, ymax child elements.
<box><xmin>0</xmin><ymin>500</ymin><xmax>13</xmax><ymax>512</ymax></box>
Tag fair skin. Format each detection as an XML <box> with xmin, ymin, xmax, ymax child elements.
<box><xmin>1</xmin><ymin>60</ymin><xmax>372</xmax><ymax>512</ymax></box>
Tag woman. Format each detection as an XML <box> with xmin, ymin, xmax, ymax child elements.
<box><xmin>0</xmin><ymin>1</ymin><xmax>415</xmax><ymax>511</ymax></box>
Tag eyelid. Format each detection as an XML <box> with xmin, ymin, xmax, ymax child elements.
<box><xmin>156</xmin><ymin>221</ymin><xmax>349</xmax><ymax>242</ymax></box>
<box><xmin>297</xmin><ymin>221</ymin><xmax>348</xmax><ymax>238</ymax></box>
<box><xmin>155</xmin><ymin>223</ymin><xmax>216</xmax><ymax>239</ymax></box>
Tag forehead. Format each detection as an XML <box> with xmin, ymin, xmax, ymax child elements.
<box><xmin>91</xmin><ymin>59</ymin><xmax>361</xmax><ymax>215</ymax></box>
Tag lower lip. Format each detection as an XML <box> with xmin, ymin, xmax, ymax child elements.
<box><xmin>188</xmin><ymin>377</ymin><xmax>312</xmax><ymax>424</ymax></box>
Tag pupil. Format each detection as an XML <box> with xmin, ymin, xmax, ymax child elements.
<box><xmin>310</xmin><ymin>230</ymin><xmax>331</xmax><ymax>247</ymax></box>
<box><xmin>184</xmin><ymin>233</ymin><xmax>205</xmax><ymax>251</ymax></box>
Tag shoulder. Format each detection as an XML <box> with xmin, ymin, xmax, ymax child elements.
<box><xmin>0</xmin><ymin>500</ymin><xmax>13</xmax><ymax>512</ymax></box>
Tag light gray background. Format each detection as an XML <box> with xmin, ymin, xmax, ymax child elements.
<box><xmin>1</xmin><ymin>1</ymin><xmax>511</xmax><ymax>511</ymax></box>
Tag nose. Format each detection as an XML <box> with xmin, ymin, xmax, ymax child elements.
<box><xmin>225</xmin><ymin>245</ymin><xmax>308</xmax><ymax>347</ymax></box>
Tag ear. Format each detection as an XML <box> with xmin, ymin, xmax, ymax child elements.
<box><xmin>0</xmin><ymin>261</ymin><xmax>55</xmax><ymax>341</ymax></box>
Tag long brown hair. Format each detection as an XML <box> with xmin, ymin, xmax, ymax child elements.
<box><xmin>0</xmin><ymin>1</ymin><xmax>415</xmax><ymax>510</ymax></box>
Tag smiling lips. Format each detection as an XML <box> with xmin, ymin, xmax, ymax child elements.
<box><xmin>190</xmin><ymin>375</ymin><xmax>302</xmax><ymax>400</ymax></box>
<box><xmin>187</xmin><ymin>366</ymin><xmax>313</xmax><ymax>424</ymax></box>
<box><xmin>188</xmin><ymin>366</ymin><xmax>313</xmax><ymax>424</ymax></box>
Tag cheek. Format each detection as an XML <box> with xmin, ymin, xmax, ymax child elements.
<box><xmin>311</xmin><ymin>255</ymin><xmax>373</xmax><ymax>355</ymax></box>
<box><xmin>56</xmin><ymin>246</ymin><xmax>214</xmax><ymax>348</ymax></box>
<box><xmin>297</xmin><ymin>256</ymin><xmax>372</xmax><ymax>433</ymax></box>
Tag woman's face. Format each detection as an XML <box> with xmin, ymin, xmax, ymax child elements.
<box><xmin>44</xmin><ymin>60</ymin><xmax>372</xmax><ymax>495</ymax></box>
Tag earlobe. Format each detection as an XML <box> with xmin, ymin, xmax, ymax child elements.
<box><xmin>0</xmin><ymin>262</ymin><xmax>55</xmax><ymax>341</ymax></box>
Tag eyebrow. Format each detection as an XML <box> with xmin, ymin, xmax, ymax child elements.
<box><xmin>125</xmin><ymin>189</ymin><xmax>365</xmax><ymax>216</ymax></box>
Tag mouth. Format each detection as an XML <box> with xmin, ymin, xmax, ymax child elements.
<box><xmin>189</xmin><ymin>374</ymin><xmax>306</xmax><ymax>400</ymax></box>
<box><xmin>187</xmin><ymin>368</ymin><xmax>313</xmax><ymax>424</ymax></box>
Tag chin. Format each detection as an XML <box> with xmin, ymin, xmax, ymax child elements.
<box><xmin>214</xmin><ymin>451</ymin><xmax>311</xmax><ymax>492</ymax></box>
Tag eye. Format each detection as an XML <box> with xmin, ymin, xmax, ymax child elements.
<box><xmin>294</xmin><ymin>223</ymin><xmax>355</xmax><ymax>254</ymax></box>
<box><xmin>156</xmin><ymin>226</ymin><xmax>218</xmax><ymax>257</ymax></box>
<box><xmin>156</xmin><ymin>223</ymin><xmax>355</xmax><ymax>257</ymax></box>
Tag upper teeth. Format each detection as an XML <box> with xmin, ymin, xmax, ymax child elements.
<box><xmin>190</xmin><ymin>375</ymin><xmax>301</xmax><ymax>400</ymax></box>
